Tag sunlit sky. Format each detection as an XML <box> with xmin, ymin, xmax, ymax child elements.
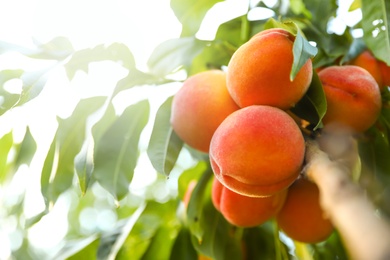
<box><xmin>0</xmin><ymin>0</ymin><xmax>359</xmax><ymax>258</ymax></box>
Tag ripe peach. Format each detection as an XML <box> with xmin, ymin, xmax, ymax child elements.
<box><xmin>350</xmin><ymin>50</ymin><xmax>384</xmax><ymax>90</ymax></box>
<box><xmin>379</xmin><ymin>60</ymin><xmax>390</xmax><ymax>87</ymax></box>
<box><xmin>276</xmin><ymin>178</ymin><xmax>334</xmax><ymax>243</ymax></box>
<box><xmin>171</xmin><ymin>70</ymin><xmax>240</xmax><ymax>153</ymax></box>
<box><xmin>318</xmin><ymin>65</ymin><xmax>382</xmax><ymax>132</ymax></box>
<box><xmin>226</xmin><ymin>28</ymin><xmax>313</xmax><ymax>109</ymax></box>
<box><xmin>209</xmin><ymin>105</ymin><xmax>305</xmax><ymax>197</ymax></box>
<box><xmin>211</xmin><ymin>178</ymin><xmax>287</xmax><ymax>227</ymax></box>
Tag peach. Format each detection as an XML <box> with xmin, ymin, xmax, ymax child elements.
<box><xmin>211</xmin><ymin>178</ymin><xmax>287</xmax><ymax>227</ymax></box>
<box><xmin>379</xmin><ymin>60</ymin><xmax>390</xmax><ymax>87</ymax></box>
<box><xmin>276</xmin><ymin>178</ymin><xmax>334</xmax><ymax>243</ymax></box>
<box><xmin>226</xmin><ymin>28</ymin><xmax>313</xmax><ymax>109</ymax></box>
<box><xmin>350</xmin><ymin>50</ymin><xmax>384</xmax><ymax>90</ymax></box>
<box><xmin>209</xmin><ymin>105</ymin><xmax>305</xmax><ymax>197</ymax></box>
<box><xmin>171</xmin><ymin>70</ymin><xmax>240</xmax><ymax>153</ymax></box>
<box><xmin>318</xmin><ymin>65</ymin><xmax>382</xmax><ymax>132</ymax></box>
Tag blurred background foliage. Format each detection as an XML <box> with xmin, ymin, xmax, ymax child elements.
<box><xmin>0</xmin><ymin>0</ymin><xmax>389</xmax><ymax>259</ymax></box>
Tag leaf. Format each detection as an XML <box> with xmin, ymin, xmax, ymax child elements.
<box><xmin>170</xmin><ymin>228</ymin><xmax>198</xmax><ymax>260</ymax></box>
<box><xmin>97</xmin><ymin>203</ymin><xmax>146</xmax><ymax>260</ymax></box>
<box><xmin>41</xmin><ymin>97</ymin><xmax>106</xmax><ymax>204</ymax></box>
<box><xmin>349</xmin><ymin>0</ymin><xmax>361</xmax><ymax>11</ymax></box>
<box><xmin>290</xmin><ymin>0</ymin><xmax>312</xmax><ymax>19</ymax></box>
<box><xmin>361</xmin><ymin>0</ymin><xmax>390</xmax><ymax>65</ymax></box>
<box><xmin>25</xmin><ymin>209</ymin><xmax>49</xmax><ymax>228</ymax></box>
<box><xmin>0</xmin><ymin>36</ymin><xmax>73</xmax><ymax>60</ymax></box>
<box><xmin>147</xmin><ymin>96</ymin><xmax>183</xmax><ymax>176</ymax></box>
<box><xmin>64</xmin><ymin>43</ymin><xmax>136</xmax><ymax>80</ymax></box>
<box><xmin>0</xmin><ymin>69</ymin><xmax>24</xmax><ymax>115</ymax></box>
<box><xmin>17</xmin><ymin>68</ymin><xmax>51</xmax><ymax>107</ymax></box>
<box><xmin>64</xmin><ymin>236</ymin><xmax>100</xmax><ymax>260</ymax></box>
<box><xmin>92</xmin><ymin>100</ymin><xmax>150</xmax><ymax>200</ymax></box>
<box><xmin>147</xmin><ymin>37</ymin><xmax>207</xmax><ymax>77</ymax></box>
<box><xmin>178</xmin><ymin>161</ymin><xmax>208</xmax><ymax>202</ymax></box>
<box><xmin>170</xmin><ymin>0</ymin><xmax>223</xmax><ymax>37</ymax></box>
<box><xmin>74</xmin><ymin>139</ymin><xmax>95</xmax><ymax>195</ymax></box>
<box><xmin>14</xmin><ymin>127</ymin><xmax>37</xmax><ymax>166</ymax></box>
<box><xmin>140</xmin><ymin>225</ymin><xmax>178</xmax><ymax>260</ymax></box>
<box><xmin>291</xmin><ymin>28</ymin><xmax>318</xmax><ymax>80</ymax></box>
<box><xmin>291</xmin><ymin>71</ymin><xmax>327</xmax><ymax>130</ymax></box>
<box><xmin>0</xmin><ymin>131</ymin><xmax>13</xmax><ymax>183</ymax></box>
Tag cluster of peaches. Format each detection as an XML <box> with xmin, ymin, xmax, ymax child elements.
<box><xmin>171</xmin><ymin>28</ymin><xmax>386</xmax><ymax>244</ymax></box>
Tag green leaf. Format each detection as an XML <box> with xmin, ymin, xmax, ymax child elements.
<box><xmin>25</xmin><ymin>209</ymin><xmax>49</xmax><ymax>228</ymax></box>
<box><xmin>0</xmin><ymin>70</ymin><xmax>23</xmax><ymax>115</ymax></box>
<box><xmin>41</xmin><ymin>97</ymin><xmax>106</xmax><ymax>204</ymax></box>
<box><xmin>14</xmin><ymin>127</ymin><xmax>37</xmax><ymax>166</ymax></box>
<box><xmin>0</xmin><ymin>131</ymin><xmax>13</xmax><ymax>183</ymax></box>
<box><xmin>98</xmin><ymin>203</ymin><xmax>146</xmax><ymax>260</ymax></box>
<box><xmin>361</xmin><ymin>0</ymin><xmax>390</xmax><ymax>65</ymax></box>
<box><xmin>291</xmin><ymin>28</ymin><xmax>318</xmax><ymax>80</ymax></box>
<box><xmin>74</xmin><ymin>139</ymin><xmax>95</xmax><ymax>195</ymax></box>
<box><xmin>178</xmin><ymin>162</ymin><xmax>208</xmax><ymax>202</ymax></box>
<box><xmin>64</xmin><ymin>43</ymin><xmax>136</xmax><ymax>80</ymax></box>
<box><xmin>17</xmin><ymin>69</ymin><xmax>51</xmax><ymax>107</ymax></box>
<box><xmin>291</xmin><ymin>71</ymin><xmax>327</xmax><ymax>130</ymax></box>
<box><xmin>140</xmin><ymin>225</ymin><xmax>178</xmax><ymax>260</ymax></box>
<box><xmin>147</xmin><ymin>96</ymin><xmax>183</xmax><ymax>176</ymax></box>
<box><xmin>61</xmin><ymin>235</ymin><xmax>100</xmax><ymax>260</ymax></box>
<box><xmin>263</xmin><ymin>18</ymin><xmax>297</xmax><ymax>34</ymax></box>
<box><xmin>170</xmin><ymin>228</ymin><xmax>198</xmax><ymax>260</ymax></box>
<box><xmin>147</xmin><ymin>37</ymin><xmax>207</xmax><ymax>77</ymax></box>
<box><xmin>290</xmin><ymin>0</ymin><xmax>312</xmax><ymax>19</ymax></box>
<box><xmin>92</xmin><ymin>100</ymin><xmax>150</xmax><ymax>200</ymax></box>
<box><xmin>170</xmin><ymin>0</ymin><xmax>223</xmax><ymax>37</ymax></box>
<box><xmin>349</xmin><ymin>0</ymin><xmax>361</xmax><ymax>11</ymax></box>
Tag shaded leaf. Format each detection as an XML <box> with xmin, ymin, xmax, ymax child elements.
<box><xmin>170</xmin><ymin>228</ymin><xmax>197</xmax><ymax>260</ymax></box>
<box><xmin>147</xmin><ymin>37</ymin><xmax>207</xmax><ymax>77</ymax></box>
<box><xmin>170</xmin><ymin>0</ymin><xmax>223</xmax><ymax>37</ymax></box>
<box><xmin>147</xmin><ymin>96</ymin><xmax>183</xmax><ymax>176</ymax></box>
<box><xmin>64</xmin><ymin>43</ymin><xmax>136</xmax><ymax>80</ymax></box>
<box><xmin>14</xmin><ymin>127</ymin><xmax>37</xmax><ymax>166</ymax></box>
<box><xmin>0</xmin><ymin>70</ymin><xmax>24</xmax><ymax>115</ymax></box>
<box><xmin>361</xmin><ymin>0</ymin><xmax>390</xmax><ymax>64</ymax></box>
<box><xmin>54</xmin><ymin>235</ymin><xmax>100</xmax><ymax>260</ymax></box>
<box><xmin>178</xmin><ymin>161</ymin><xmax>208</xmax><ymax>202</ymax></box>
<box><xmin>291</xmin><ymin>71</ymin><xmax>327</xmax><ymax>130</ymax></box>
<box><xmin>92</xmin><ymin>100</ymin><xmax>150</xmax><ymax>200</ymax></box>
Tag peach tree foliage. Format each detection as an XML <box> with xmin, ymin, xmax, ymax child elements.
<box><xmin>0</xmin><ymin>0</ymin><xmax>389</xmax><ymax>259</ymax></box>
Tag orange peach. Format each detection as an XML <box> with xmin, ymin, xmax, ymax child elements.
<box><xmin>276</xmin><ymin>178</ymin><xmax>334</xmax><ymax>243</ymax></box>
<box><xmin>379</xmin><ymin>60</ymin><xmax>390</xmax><ymax>87</ymax></box>
<box><xmin>171</xmin><ymin>70</ymin><xmax>240</xmax><ymax>153</ymax></box>
<box><xmin>226</xmin><ymin>28</ymin><xmax>313</xmax><ymax>109</ymax></box>
<box><xmin>211</xmin><ymin>178</ymin><xmax>286</xmax><ymax>227</ymax></box>
<box><xmin>209</xmin><ymin>105</ymin><xmax>305</xmax><ymax>197</ymax></box>
<box><xmin>318</xmin><ymin>65</ymin><xmax>382</xmax><ymax>132</ymax></box>
<box><xmin>350</xmin><ymin>50</ymin><xmax>384</xmax><ymax>90</ymax></box>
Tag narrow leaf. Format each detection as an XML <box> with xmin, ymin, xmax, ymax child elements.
<box><xmin>15</xmin><ymin>127</ymin><xmax>37</xmax><ymax>166</ymax></box>
<box><xmin>291</xmin><ymin>28</ymin><xmax>318</xmax><ymax>80</ymax></box>
<box><xmin>92</xmin><ymin>100</ymin><xmax>150</xmax><ymax>200</ymax></box>
<box><xmin>170</xmin><ymin>228</ymin><xmax>197</xmax><ymax>260</ymax></box>
<box><xmin>361</xmin><ymin>0</ymin><xmax>390</xmax><ymax>64</ymax></box>
<box><xmin>147</xmin><ymin>96</ymin><xmax>183</xmax><ymax>176</ymax></box>
<box><xmin>0</xmin><ymin>131</ymin><xmax>13</xmax><ymax>183</ymax></box>
<box><xmin>147</xmin><ymin>37</ymin><xmax>206</xmax><ymax>77</ymax></box>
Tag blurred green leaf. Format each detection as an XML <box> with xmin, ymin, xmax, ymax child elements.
<box><xmin>178</xmin><ymin>161</ymin><xmax>207</xmax><ymax>202</ymax></box>
<box><xmin>25</xmin><ymin>209</ymin><xmax>49</xmax><ymax>228</ymax></box>
<box><xmin>41</xmin><ymin>97</ymin><xmax>106</xmax><ymax>204</ymax></box>
<box><xmin>74</xmin><ymin>139</ymin><xmax>95</xmax><ymax>195</ymax></box>
<box><xmin>14</xmin><ymin>127</ymin><xmax>37</xmax><ymax>166</ymax></box>
<box><xmin>361</xmin><ymin>0</ymin><xmax>390</xmax><ymax>65</ymax></box>
<box><xmin>290</xmin><ymin>0</ymin><xmax>312</xmax><ymax>18</ymax></box>
<box><xmin>141</xmin><ymin>225</ymin><xmax>178</xmax><ymax>260</ymax></box>
<box><xmin>98</xmin><ymin>203</ymin><xmax>146</xmax><ymax>260</ymax></box>
<box><xmin>263</xmin><ymin>18</ymin><xmax>298</xmax><ymax>34</ymax></box>
<box><xmin>0</xmin><ymin>131</ymin><xmax>13</xmax><ymax>183</ymax></box>
<box><xmin>349</xmin><ymin>0</ymin><xmax>361</xmax><ymax>11</ymax></box>
<box><xmin>147</xmin><ymin>37</ymin><xmax>206</xmax><ymax>77</ymax></box>
<box><xmin>0</xmin><ymin>70</ymin><xmax>23</xmax><ymax>115</ymax></box>
<box><xmin>0</xmin><ymin>36</ymin><xmax>73</xmax><ymax>60</ymax></box>
<box><xmin>147</xmin><ymin>96</ymin><xmax>183</xmax><ymax>176</ymax></box>
<box><xmin>243</xmin><ymin>226</ymin><xmax>282</xmax><ymax>260</ymax></box>
<box><xmin>170</xmin><ymin>228</ymin><xmax>197</xmax><ymax>260</ymax></box>
<box><xmin>291</xmin><ymin>71</ymin><xmax>326</xmax><ymax>130</ymax></box>
<box><xmin>291</xmin><ymin>28</ymin><xmax>318</xmax><ymax>80</ymax></box>
<box><xmin>92</xmin><ymin>100</ymin><xmax>149</xmax><ymax>200</ymax></box>
<box><xmin>17</xmin><ymin>68</ymin><xmax>51</xmax><ymax>107</ymax></box>
<box><xmin>64</xmin><ymin>43</ymin><xmax>136</xmax><ymax>80</ymax></box>
<box><xmin>53</xmin><ymin>234</ymin><xmax>99</xmax><ymax>260</ymax></box>
<box><xmin>170</xmin><ymin>0</ymin><xmax>223</xmax><ymax>37</ymax></box>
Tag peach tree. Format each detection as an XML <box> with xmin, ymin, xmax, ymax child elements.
<box><xmin>0</xmin><ymin>0</ymin><xmax>389</xmax><ymax>259</ymax></box>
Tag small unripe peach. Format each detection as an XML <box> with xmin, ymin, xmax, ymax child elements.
<box><xmin>210</xmin><ymin>105</ymin><xmax>305</xmax><ymax>197</ymax></box>
<box><xmin>227</xmin><ymin>28</ymin><xmax>312</xmax><ymax>109</ymax></box>
<box><xmin>276</xmin><ymin>178</ymin><xmax>334</xmax><ymax>243</ymax></box>
<box><xmin>318</xmin><ymin>65</ymin><xmax>382</xmax><ymax>132</ymax></box>
<box><xmin>211</xmin><ymin>178</ymin><xmax>287</xmax><ymax>227</ymax></box>
<box><xmin>171</xmin><ymin>70</ymin><xmax>240</xmax><ymax>153</ymax></box>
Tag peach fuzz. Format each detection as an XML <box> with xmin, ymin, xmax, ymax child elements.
<box><xmin>209</xmin><ymin>105</ymin><xmax>305</xmax><ymax>197</ymax></box>
<box><xmin>170</xmin><ymin>70</ymin><xmax>240</xmax><ymax>153</ymax></box>
<box><xmin>318</xmin><ymin>65</ymin><xmax>382</xmax><ymax>132</ymax></box>
<box><xmin>350</xmin><ymin>50</ymin><xmax>384</xmax><ymax>91</ymax></box>
<box><xmin>211</xmin><ymin>178</ymin><xmax>287</xmax><ymax>227</ymax></box>
<box><xmin>226</xmin><ymin>28</ymin><xmax>313</xmax><ymax>109</ymax></box>
<box><xmin>276</xmin><ymin>178</ymin><xmax>334</xmax><ymax>243</ymax></box>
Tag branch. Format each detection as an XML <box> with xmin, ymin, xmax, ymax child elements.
<box><xmin>305</xmin><ymin>138</ymin><xmax>390</xmax><ymax>260</ymax></box>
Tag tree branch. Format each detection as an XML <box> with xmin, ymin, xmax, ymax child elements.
<box><xmin>305</xmin><ymin>139</ymin><xmax>390</xmax><ymax>260</ymax></box>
